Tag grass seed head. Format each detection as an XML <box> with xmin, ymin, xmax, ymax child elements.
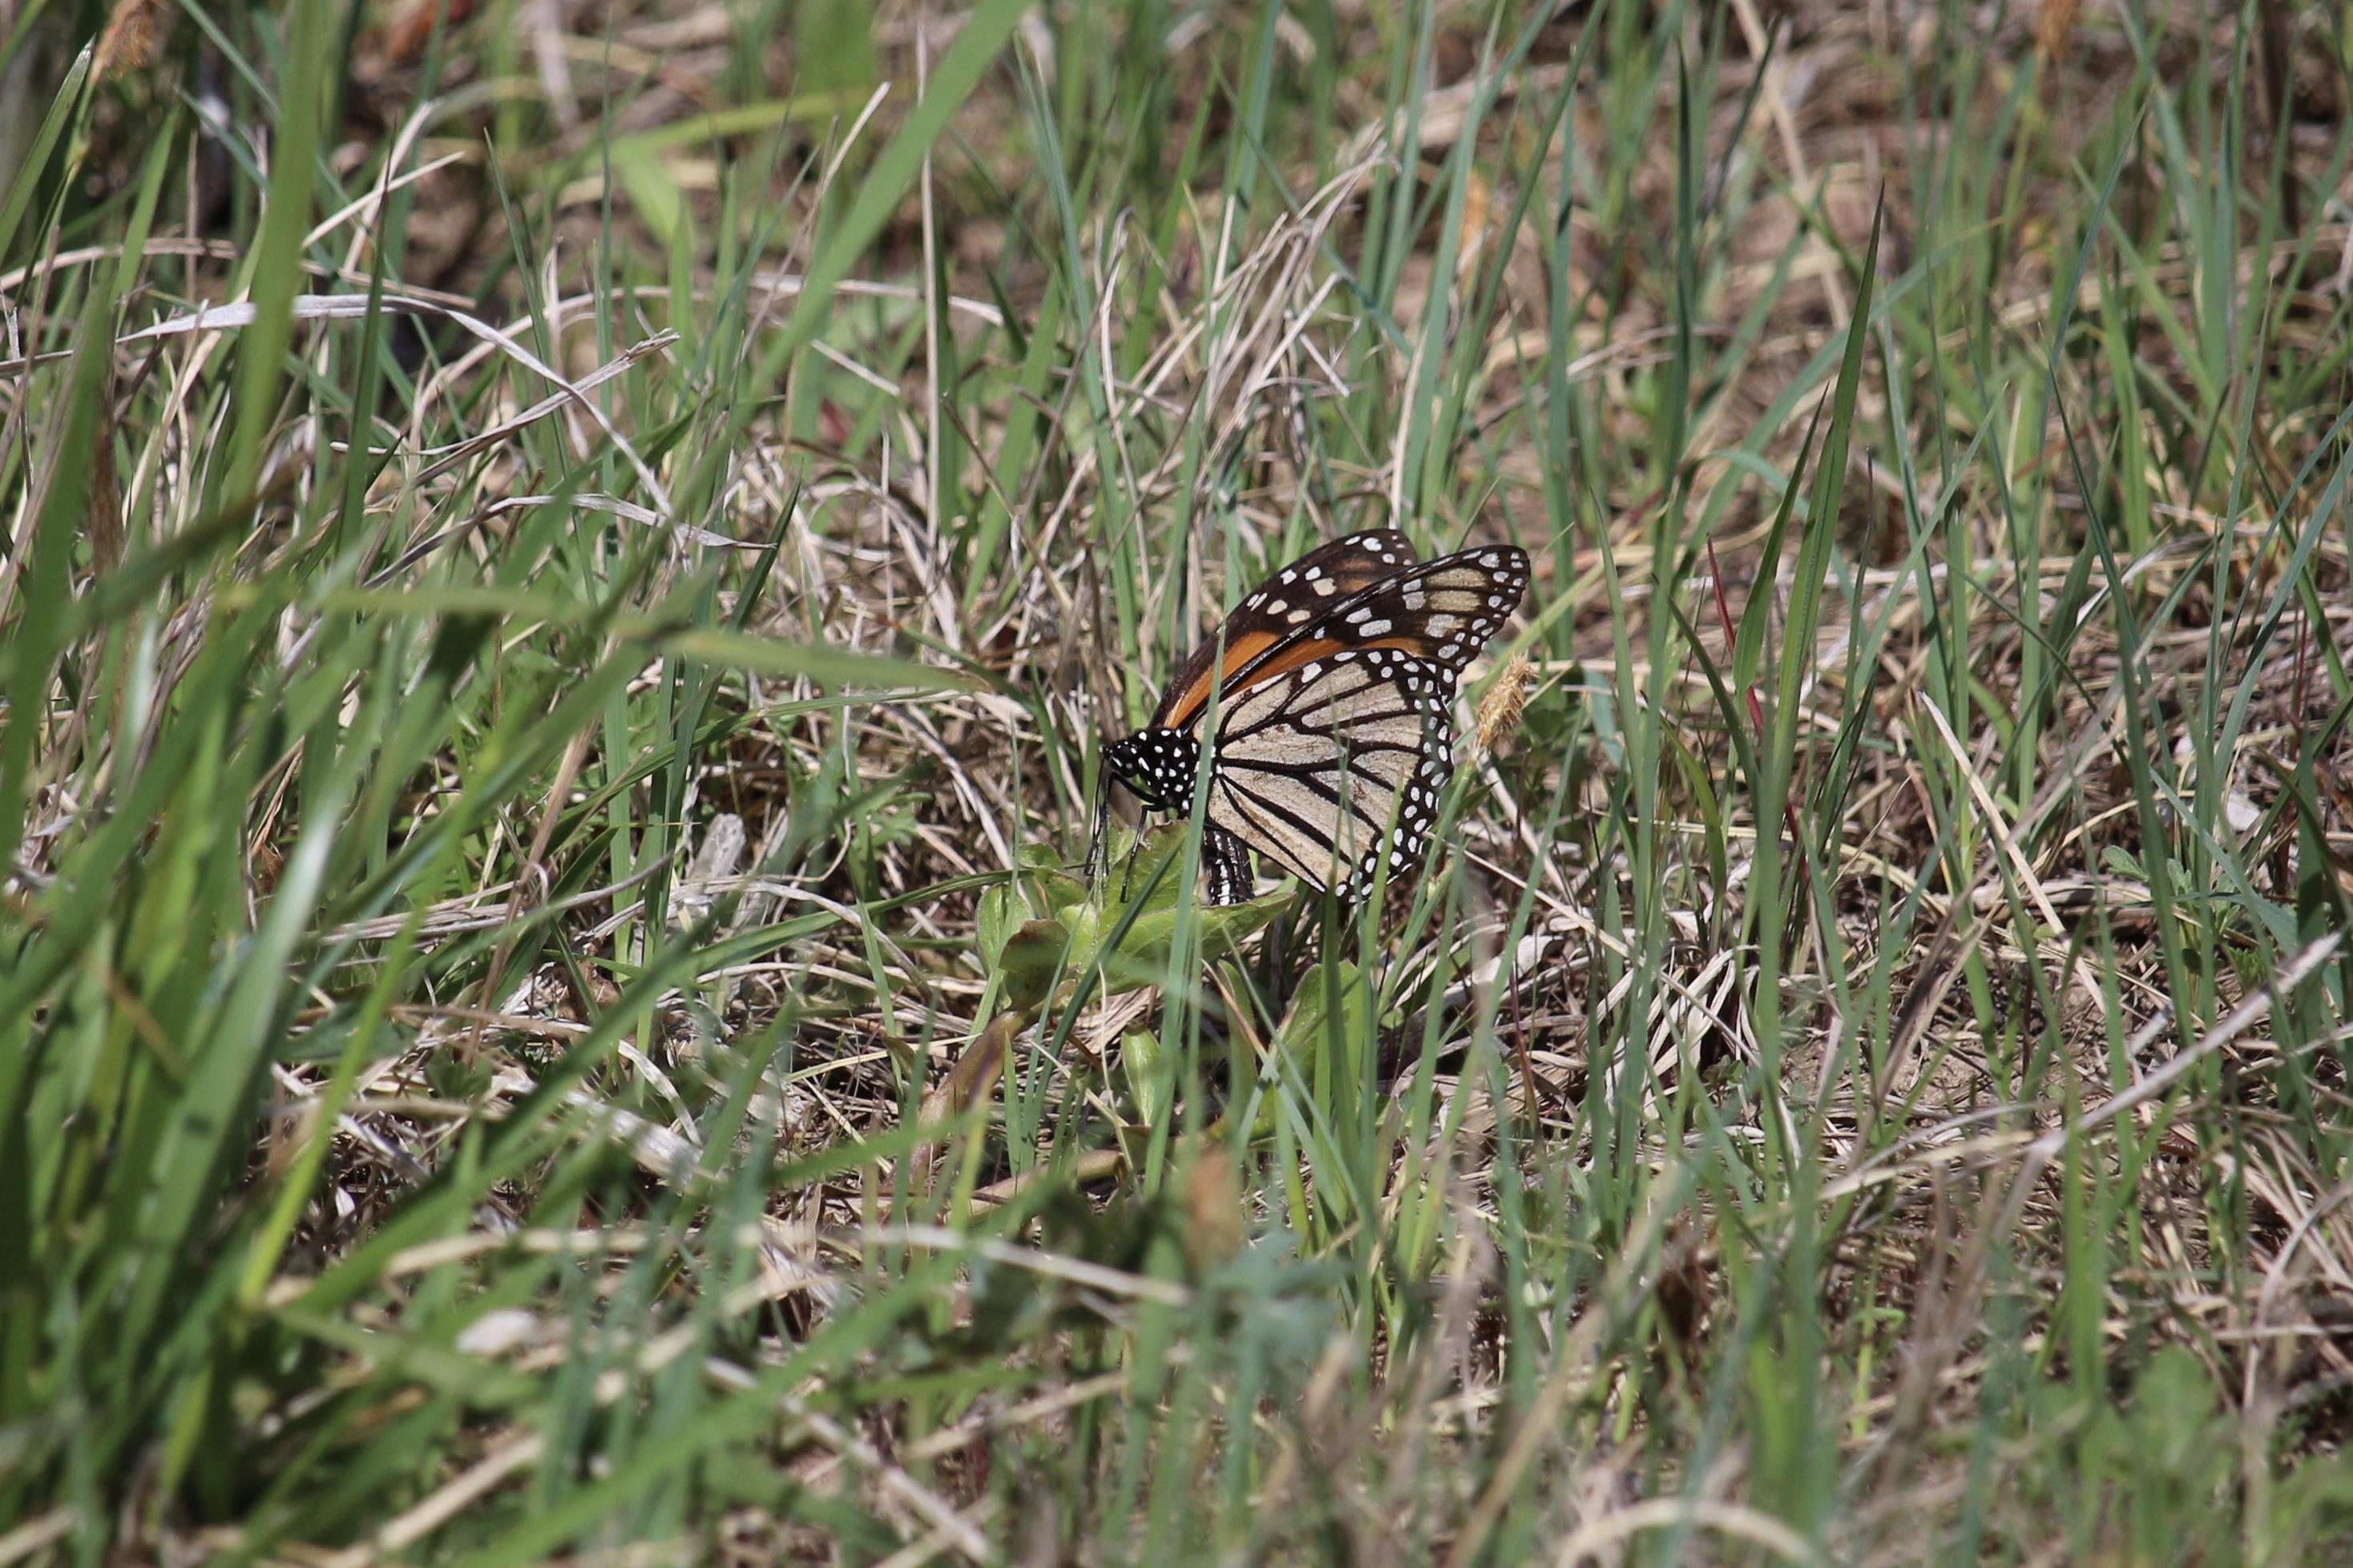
<box><xmin>1474</xmin><ymin>654</ymin><xmax>1533</xmax><ymax>759</ymax></box>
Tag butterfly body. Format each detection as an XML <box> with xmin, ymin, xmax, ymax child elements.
<box><xmin>1096</xmin><ymin>530</ymin><xmax>1530</xmax><ymax>905</ymax></box>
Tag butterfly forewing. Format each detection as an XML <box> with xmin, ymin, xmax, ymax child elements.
<box><xmin>1207</xmin><ymin>647</ymin><xmax>1452</xmax><ymax>897</ymax></box>
<box><xmin>1168</xmin><ymin>543</ymin><xmax>1532</xmax><ymax>731</ymax></box>
<box><xmin>1152</xmin><ymin>529</ymin><xmax>1419</xmax><ymax>730</ymax></box>
<box><xmin>1253</xmin><ymin>546</ymin><xmax>1532</xmax><ymax>677</ymax></box>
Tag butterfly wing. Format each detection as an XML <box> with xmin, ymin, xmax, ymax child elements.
<box><xmin>1164</xmin><ymin>542</ymin><xmax>1531</xmax><ymax>737</ymax></box>
<box><xmin>1151</xmin><ymin>529</ymin><xmax>1419</xmax><ymax>731</ymax></box>
<box><xmin>1205</xmin><ymin>647</ymin><xmax>1453</xmax><ymax>900</ymax></box>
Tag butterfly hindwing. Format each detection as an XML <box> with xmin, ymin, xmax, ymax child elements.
<box><xmin>1206</xmin><ymin>647</ymin><xmax>1453</xmax><ymax>900</ymax></box>
<box><xmin>1152</xmin><ymin>530</ymin><xmax>1419</xmax><ymax>730</ymax></box>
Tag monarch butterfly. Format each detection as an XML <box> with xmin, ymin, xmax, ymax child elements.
<box><xmin>1091</xmin><ymin>530</ymin><xmax>1532</xmax><ymax>905</ymax></box>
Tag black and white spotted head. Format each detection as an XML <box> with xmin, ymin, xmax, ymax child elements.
<box><xmin>1103</xmin><ymin>727</ymin><xmax>1202</xmax><ymax>810</ymax></box>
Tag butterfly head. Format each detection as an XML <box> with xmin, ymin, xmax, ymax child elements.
<box><xmin>1102</xmin><ymin>727</ymin><xmax>1201</xmax><ymax>810</ymax></box>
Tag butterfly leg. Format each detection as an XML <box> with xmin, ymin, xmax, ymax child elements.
<box><xmin>1082</xmin><ymin>772</ymin><xmax>1112</xmax><ymax>891</ymax></box>
<box><xmin>1202</xmin><ymin>824</ymin><xmax>1253</xmax><ymax>905</ymax></box>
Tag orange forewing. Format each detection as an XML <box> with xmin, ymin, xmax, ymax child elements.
<box><xmin>1156</xmin><ymin>628</ymin><xmax>1284</xmax><ymax>732</ymax></box>
<box><xmin>1149</xmin><ymin>530</ymin><xmax>1418</xmax><ymax>731</ymax></box>
<box><xmin>1228</xmin><ymin>635</ymin><xmax>1427</xmax><ymax>693</ymax></box>
<box><xmin>1160</xmin><ymin>632</ymin><xmax>1441</xmax><ymax>732</ymax></box>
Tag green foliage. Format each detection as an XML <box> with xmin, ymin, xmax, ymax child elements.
<box><xmin>2</xmin><ymin>0</ymin><xmax>2351</xmax><ymax>1560</ymax></box>
<box><xmin>978</xmin><ymin>827</ymin><xmax>1288</xmax><ymax>1017</ymax></box>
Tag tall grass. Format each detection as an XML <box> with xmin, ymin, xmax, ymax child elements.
<box><xmin>2</xmin><ymin>0</ymin><xmax>2351</xmax><ymax>1562</ymax></box>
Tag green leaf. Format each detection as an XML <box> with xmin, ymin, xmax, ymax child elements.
<box><xmin>792</xmin><ymin>0</ymin><xmax>881</xmax><ymax>95</ymax></box>
<box><xmin>611</xmin><ymin>142</ymin><xmax>681</xmax><ymax>248</ymax></box>
<box><xmin>1270</xmin><ymin>959</ymin><xmax>1370</xmax><ymax>1070</ymax></box>
<box><xmin>997</xmin><ymin>916</ymin><xmax>1072</xmax><ymax>1016</ymax></box>
<box><xmin>1122</xmin><ymin>1029</ymin><xmax>1164</xmax><ymax>1126</ymax></box>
